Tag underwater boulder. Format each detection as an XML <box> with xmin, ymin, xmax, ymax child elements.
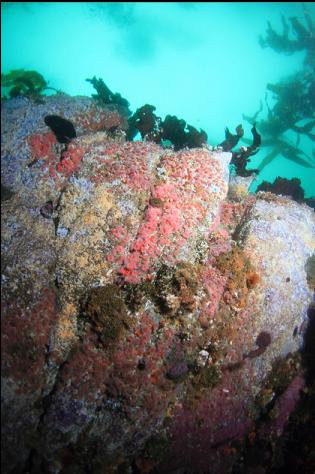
<box><xmin>1</xmin><ymin>94</ymin><xmax>314</xmax><ymax>474</ymax></box>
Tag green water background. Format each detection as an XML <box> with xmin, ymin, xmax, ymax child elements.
<box><xmin>1</xmin><ymin>2</ymin><xmax>314</xmax><ymax>197</ymax></box>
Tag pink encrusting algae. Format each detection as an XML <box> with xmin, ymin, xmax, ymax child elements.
<box><xmin>27</xmin><ymin>132</ymin><xmax>57</xmax><ymax>160</ymax></box>
<box><xmin>106</xmin><ymin>312</ymin><xmax>178</xmax><ymax>423</ymax></box>
<box><xmin>3</xmin><ymin>90</ymin><xmax>314</xmax><ymax>474</ymax></box>
<box><xmin>73</xmin><ymin>107</ymin><xmax>127</xmax><ymax>134</ymax></box>
<box><xmin>51</xmin><ymin>310</ymin><xmax>178</xmax><ymax>431</ymax></box>
<box><xmin>89</xmin><ymin>140</ymin><xmax>159</xmax><ymax>191</ymax></box>
<box><xmin>55</xmin><ymin>143</ymin><xmax>85</xmax><ymax>177</ymax></box>
<box><xmin>117</xmin><ymin>148</ymin><xmax>229</xmax><ymax>283</ymax></box>
<box><xmin>201</xmin><ymin>265</ymin><xmax>227</xmax><ymax>318</ymax></box>
<box><xmin>27</xmin><ymin>132</ymin><xmax>86</xmax><ymax>187</ymax></box>
<box><xmin>1</xmin><ymin>288</ymin><xmax>58</xmax><ymax>394</ymax></box>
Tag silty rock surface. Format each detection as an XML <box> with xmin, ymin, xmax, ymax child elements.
<box><xmin>1</xmin><ymin>96</ymin><xmax>314</xmax><ymax>474</ymax></box>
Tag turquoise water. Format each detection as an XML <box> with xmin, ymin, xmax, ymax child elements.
<box><xmin>1</xmin><ymin>2</ymin><xmax>314</xmax><ymax>197</ymax></box>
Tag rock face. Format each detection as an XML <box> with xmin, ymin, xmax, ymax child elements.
<box><xmin>1</xmin><ymin>96</ymin><xmax>314</xmax><ymax>474</ymax></box>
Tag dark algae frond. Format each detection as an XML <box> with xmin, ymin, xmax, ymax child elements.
<box><xmin>44</xmin><ymin>115</ymin><xmax>77</xmax><ymax>144</ymax></box>
<box><xmin>219</xmin><ymin>123</ymin><xmax>261</xmax><ymax>177</ymax></box>
<box><xmin>243</xmin><ymin>7</ymin><xmax>315</xmax><ymax>173</ymax></box>
<box><xmin>161</xmin><ymin>114</ymin><xmax>207</xmax><ymax>151</ymax></box>
<box><xmin>259</xmin><ymin>10</ymin><xmax>315</xmax><ymax>68</ymax></box>
<box><xmin>86</xmin><ymin>76</ymin><xmax>207</xmax><ymax>150</ymax></box>
<box><xmin>86</xmin><ymin>75</ymin><xmax>131</xmax><ymax>113</ymax></box>
<box><xmin>219</xmin><ymin>124</ymin><xmax>244</xmax><ymax>152</ymax></box>
<box><xmin>1</xmin><ymin>69</ymin><xmax>47</xmax><ymax>98</ymax></box>
<box><xmin>0</xmin><ymin>69</ymin><xmax>62</xmax><ymax>101</ymax></box>
<box><xmin>257</xmin><ymin>176</ymin><xmax>315</xmax><ymax>209</ymax></box>
<box><xmin>127</xmin><ymin>104</ymin><xmax>207</xmax><ymax>150</ymax></box>
<box><xmin>127</xmin><ymin>104</ymin><xmax>162</xmax><ymax>142</ymax></box>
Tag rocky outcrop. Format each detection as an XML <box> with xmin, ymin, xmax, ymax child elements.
<box><xmin>1</xmin><ymin>96</ymin><xmax>314</xmax><ymax>474</ymax></box>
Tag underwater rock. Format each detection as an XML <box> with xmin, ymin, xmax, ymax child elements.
<box><xmin>1</xmin><ymin>94</ymin><xmax>314</xmax><ymax>474</ymax></box>
<box><xmin>305</xmin><ymin>253</ymin><xmax>315</xmax><ymax>289</ymax></box>
<box><xmin>166</xmin><ymin>361</ymin><xmax>189</xmax><ymax>381</ymax></box>
<box><xmin>240</xmin><ymin>195</ymin><xmax>314</xmax><ymax>360</ymax></box>
<box><xmin>40</xmin><ymin>199</ymin><xmax>54</xmax><ymax>218</ymax></box>
<box><xmin>228</xmin><ymin>174</ymin><xmax>256</xmax><ymax>201</ymax></box>
<box><xmin>1</xmin><ymin>95</ymin><xmax>128</xmax><ymax>200</ymax></box>
<box><xmin>1</xmin><ymin>183</ymin><xmax>14</xmax><ymax>201</ymax></box>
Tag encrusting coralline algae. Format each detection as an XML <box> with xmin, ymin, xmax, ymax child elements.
<box><xmin>1</xmin><ymin>95</ymin><xmax>314</xmax><ymax>474</ymax></box>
